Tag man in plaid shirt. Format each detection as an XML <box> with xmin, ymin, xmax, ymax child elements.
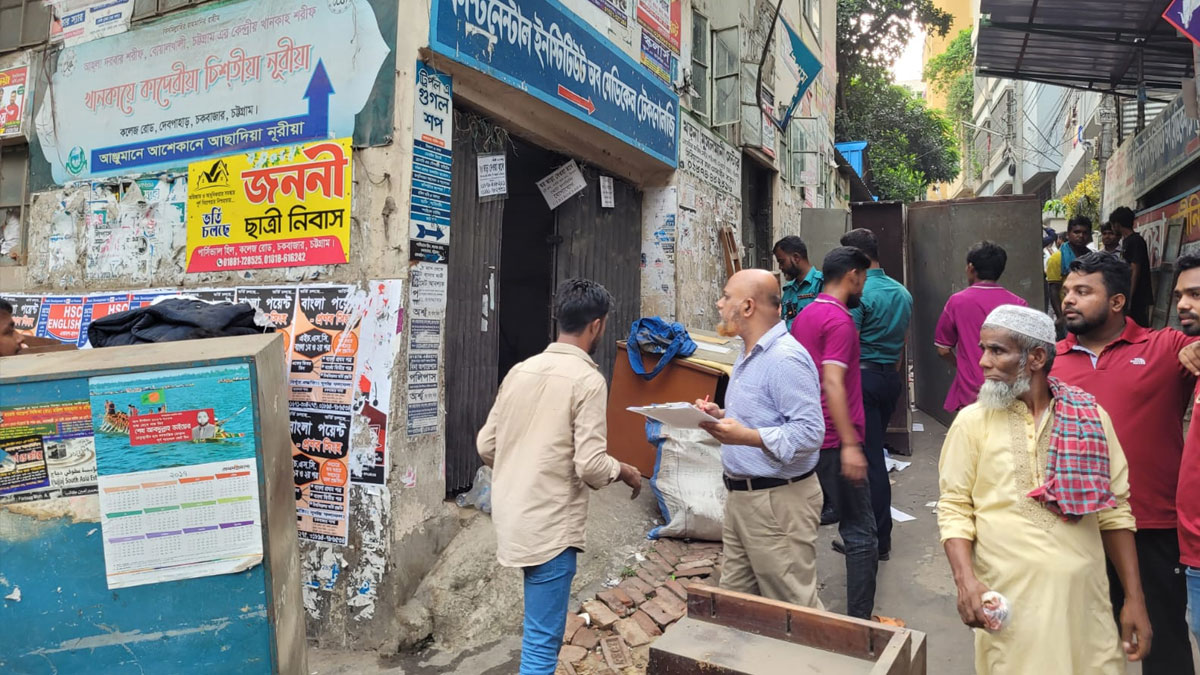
<box><xmin>938</xmin><ymin>304</ymin><xmax>1150</xmax><ymax>674</ymax></box>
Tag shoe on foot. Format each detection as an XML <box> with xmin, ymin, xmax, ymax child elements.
<box><xmin>820</xmin><ymin>509</ymin><xmax>840</xmax><ymax>526</ymax></box>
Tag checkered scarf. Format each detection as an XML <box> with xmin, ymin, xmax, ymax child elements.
<box><xmin>1025</xmin><ymin>377</ymin><xmax>1117</xmax><ymax>520</ymax></box>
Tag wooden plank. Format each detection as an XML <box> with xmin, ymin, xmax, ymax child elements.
<box><xmin>686</xmin><ymin>585</ymin><xmax>900</xmax><ymax>660</ymax></box>
<box><xmin>908</xmin><ymin>631</ymin><xmax>928</xmax><ymax>675</ymax></box>
<box><xmin>867</xmin><ymin>631</ymin><xmax>912</xmax><ymax>675</ymax></box>
<box><xmin>650</xmin><ymin>618</ymin><xmax>876</xmax><ymax>674</ymax></box>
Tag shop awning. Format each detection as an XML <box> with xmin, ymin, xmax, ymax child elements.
<box><xmin>976</xmin><ymin>0</ymin><xmax>1194</xmax><ymax>97</ymax></box>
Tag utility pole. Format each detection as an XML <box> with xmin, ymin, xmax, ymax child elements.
<box><xmin>1007</xmin><ymin>81</ymin><xmax>1023</xmax><ymax>195</ymax></box>
<box><xmin>1097</xmin><ymin>93</ymin><xmax>1117</xmax><ymax>219</ymax></box>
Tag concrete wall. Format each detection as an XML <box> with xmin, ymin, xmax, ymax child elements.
<box><xmin>1</xmin><ymin>0</ymin><xmax>841</xmax><ymax>656</ymax></box>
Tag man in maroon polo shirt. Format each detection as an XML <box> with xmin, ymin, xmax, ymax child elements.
<box><xmin>1052</xmin><ymin>252</ymin><xmax>1199</xmax><ymax>674</ymax></box>
<box><xmin>1171</xmin><ymin>253</ymin><xmax>1200</xmax><ymax>648</ymax></box>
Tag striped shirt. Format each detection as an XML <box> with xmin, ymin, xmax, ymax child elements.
<box><xmin>721</xmin><ymin>321</ymin><xmax>825</xmax><ymax>479</ymax></box>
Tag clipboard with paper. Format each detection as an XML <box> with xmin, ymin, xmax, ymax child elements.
<box><xmin>626</xmin><ymin>402</ymin><xmax>719</xmax><ymax>429</ymax></box>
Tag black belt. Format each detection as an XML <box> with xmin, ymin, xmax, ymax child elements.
<box><xmin>724</xmin><ymin>469</ymin><xmax>815</xmax><ymax>492</ymax></box>
<box><xmin>861</xmin><ymin>361</ymin><xmax>897</xmax><ymax>371</ymax></box>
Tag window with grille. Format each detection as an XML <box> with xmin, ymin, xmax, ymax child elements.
<box><xmin>0</xmin><ymin>0</ymin><xmax>50</xmax><ymax>54</ymax></box>
<box><xmin>0</xmin><ymin>143</ymin><xmax>28</xmax><ymax>265</ymax></box>
<box><xmin>689</xmin><ymin>10</ymin><xmax>709</xmax><ymax>123</ymax></box>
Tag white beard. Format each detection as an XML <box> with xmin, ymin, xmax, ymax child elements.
<box><xmin>978</xmin><ymin>373</ymin><xmax>1031</xmax><ymax>409</ymax></box>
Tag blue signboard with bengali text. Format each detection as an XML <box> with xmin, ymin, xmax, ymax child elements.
<box><xmin>430</xmin><ymin>0</ymin><xmax>679</xmax><ymax>167</ymax></box>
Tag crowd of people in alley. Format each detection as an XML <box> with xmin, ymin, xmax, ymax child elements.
<box><xmin>472</xmin><ymin>206</ymin><xmax>1200</xmax><ymax>675</ymax></box>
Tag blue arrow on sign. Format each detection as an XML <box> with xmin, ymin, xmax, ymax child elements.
<box><xmin>416</xmin><ymin>224</ymin><xmax>446</xmax><ymax>241</ymax></box>
<box><xmin>91</xmin><ymin>60</ymin><xmax>336</xmax><ymax>173</ymax></box>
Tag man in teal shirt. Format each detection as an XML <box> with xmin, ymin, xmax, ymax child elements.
<box><xmin>774</xmin><ymin>236</ymin><xmax>824</xmax><ymax>330</ymax></box>
<box><xmin>838</xmin><ymin>228</ymin><xmax>911</xmax><ymax>560</ymax></box>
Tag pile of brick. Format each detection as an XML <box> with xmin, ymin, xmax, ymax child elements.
<box><xmin>556</xmin><ymin>538</ymin><xmax>723</xmax><ymax>674</ymax></box>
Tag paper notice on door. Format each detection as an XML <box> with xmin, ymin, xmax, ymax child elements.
<box><xmin>536</xmin><ymin>160</ymin><xmax>587</xmax><ymax>210</ymax></box>
<box><xmin>599</xmin><ymin>175</ymin><xmax>615</xmax><ymax>208</ymax></box>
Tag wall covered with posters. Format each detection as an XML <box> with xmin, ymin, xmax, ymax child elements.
<box><xmin>1</xmin><ymin>0</ymin><xmax>460</xmax><ymax>654</ymax></box>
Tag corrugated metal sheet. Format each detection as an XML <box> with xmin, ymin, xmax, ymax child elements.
<box><xmin>907</xmin><ymin>196</ymin><xmax>1044</xmax><ymax>427</ymax></box>
<box><xmin>554</xmin><ymin>166</ymin><xmax>642</xmax><ymax>383</ymax></box>
<box><xmin>444</xmin><ymin>113</ymin><xmax>505</xmax><ymax>497</ymax></box>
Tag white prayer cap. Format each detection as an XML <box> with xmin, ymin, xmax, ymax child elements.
<box><xmin>982</xmin><ymin>304</ymin><xmax>1056</xmax><ymax>346</ymax></box>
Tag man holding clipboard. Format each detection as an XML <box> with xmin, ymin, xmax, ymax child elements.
<box><xmin>692</xmin><ymin>269</ymin><xmax>827</xmax><ymax>608</ymax></box>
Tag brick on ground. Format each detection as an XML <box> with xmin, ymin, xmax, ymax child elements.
<box><xmin>596</xmin><ymin>590</ymin><xmax>630</xmax><ymax>617</ymax></box>
<box><xmin>655</xmin><ymin>538</ymin><xmax>684</xmax><ymax>558</ymax></box>
<box><xmin>679</xmin><ymin>552</ymin><xmax>712</xmax><ymax>563</ymax></box>
<box><xmin>647</xmin><ymin>551</ymin><xmax>672</xmax><ymax>569</ymax></box>
<box><xmin>676</xmin><ymin>558</ymin><xmax>715</xmax><ymax>571</ymax></box>
<box><xmin>636</xmin><ymin>568</ymin><xmax>664</xmax><ymax>588</ymax></box>
<box><xmin>630</xmin><ymin>609</ymin><xmax>663</xmax><ymax>638</ymax></box>
<box><xmin>571</xmin><ymin>627</ymin><xmax>601</xmax><ymax>650</ymax></box>
<box><xmin>662</xmin><ymin>579</ymin><xmax>689</xmax><ymax>602</ymax></box>
<box><xmin>601</xmin><ymin>635</ymin><xmax>633</xmax><ymax>670</ymax></box>
<box><xmin>563</xmin><ymin>613</ymin><xmax>585</xmax><ymax>643</ymax></box>
<box><xmin>616</xmin><ymin>579</ymin><xmax>647</xmax><ymax>606</ymax></box>
<box><xmin>623</xmin><ymin>576</ymin><xmax>654</xmax><ymax>596</ymax></box>
<box><xmin>641</xmin><ymin>594</ymin><xmax>687</xmax><ymax>628</ymax></box>
<box><xmin>581</xmin><ymin>599</ymin><xmax>621</xmax><ymax>629</ymax></box>
<box><xmin>609</xmin><ymin>587</ymin><xmax>635</xmax><ymax>609</ymax></box>
<box><xmin>613</xmin><ymin>616</ymin><xmax>654</xmax><ymax>647</ymax></box>
<box><xmin>558</xmin><ymin>645</ymin><xmax>588</xmax><ymax>664</ymax></box>
<box><xmin>641</xmin><ymin>560</ymin><xmax>673</xmax><ymax>579</ymax></box>
<box><xmin>674</xmin><ymin>566</ymin><xmax>713</xmax><ymax>578</ymax></box>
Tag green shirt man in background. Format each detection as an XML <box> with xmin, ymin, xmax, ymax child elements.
<box><xmin>774</xmin><ymin>236</ymin><xmax>824</xmax><ymax>330</ymax></box>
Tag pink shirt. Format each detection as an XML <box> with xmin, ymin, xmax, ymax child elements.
<box><xmin>934</xmin><ymin>282</ymin><xmax>1028</xmax><ymax>412</ymax></box>
<box><xmin>792</xmin><ymin>294</ymin><xmax>864</xmax><ymax>449</ymax></box>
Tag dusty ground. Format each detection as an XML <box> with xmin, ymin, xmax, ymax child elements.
<box><xmin>309</xmin><ymin>410</ymin><xmax>1185</xmax><ymax>674</ymax></box>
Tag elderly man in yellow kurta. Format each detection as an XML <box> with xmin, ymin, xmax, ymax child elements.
<box><xmin>937</xmin><ymin>304</ymin><xmax>1152</xmax><ymax>674</ymax></box>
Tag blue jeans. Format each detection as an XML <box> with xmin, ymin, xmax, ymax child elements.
<box><xmin>1187</xmin><ymin>566</ymin><xmax>1200</xmax><ymax>649</ymax></box>
<box><xmin>521</xmin><ymin>547</ymin><xmax>578</xmax><ymax>675</ymax></box>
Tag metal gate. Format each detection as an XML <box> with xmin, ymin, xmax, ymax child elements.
<box><xmin>444</xmin><ymin>112</ymin><xmax>505</xmax><ymax>497</ymax></box>
<box><xmin>554</xmin><ymin>166</ymin><xmax>642</xmax><ymax>382</ymax></box>
<box><xmin>908</xmin><ymin>196</ymin><xmax>1044</xmax><ymax>427</ymax></box>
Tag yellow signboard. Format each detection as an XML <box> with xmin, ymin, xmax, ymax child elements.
<box><xmin>185</xmin><ymin>138</ymin><xmax>352</xmax><ymax>273</ymax></box>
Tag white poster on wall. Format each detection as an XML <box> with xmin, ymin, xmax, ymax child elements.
<box><xmin>477</xmin><ymin>153</ymin><xmax>508</xmax><ymax>198</ymax></box>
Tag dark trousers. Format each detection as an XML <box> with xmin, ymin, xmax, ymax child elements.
<box><xmin>861</xmin><ymin>367</ymin><xmax>901</xmax><ymax>555</ymax></box>
<box><xmin>817</xmin><ymin>447</ymin><xmax>840</xmax><ymax>520</ymax></box>
<box><xmin>1107</xmin><ymin>528</ymin><xmax>1194</xmax><ymax>674</ymax></box>
<box><xmin>822</xmin><ymin>445</ymin><xmax>878</xmax><ymax>619</ymax></box>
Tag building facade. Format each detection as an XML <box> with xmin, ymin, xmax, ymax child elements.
<box><xmin>0</xmin><ymin>0</ymin><xmax>841</xmax><ymax>650</ymax></box>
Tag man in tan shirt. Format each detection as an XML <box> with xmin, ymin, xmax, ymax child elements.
<box><xmin>477</xmin><ymin>278</ymin><xmax>641</xmax><ymax>675</ymax></box>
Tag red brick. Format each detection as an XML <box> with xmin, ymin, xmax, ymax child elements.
<box><xmin>679</xmin><ymin>552</ymin><xmax>711</xmax><ymax>562</ymax></box>
<box><xmin>643</xmin><ymin>561</ymin><xmax>674</xmax><ymax>578</ymax></box>
<box><xmin>662</xmin><ymin>579</ymin><xmax>689</xmax><ymax>602</ymax></box>
<box><xmin>623</xmin><ymin>576</ymin><xmax>653</xmax><ymax>596</ymax></box>
<box><xmin>656</xmin><ymin>538</ymin><xmax>684</xmax><ymax>558</ymax></box>
<box><xmin>609</xmin><ymin>587</ymin><xmax>635</xmax><ymax>608</ymax></box>
<box><xmin>616</xmin><ymin>579</ymin><xmax>647</xmax><ymax>606</ymax></box>
<box><xmin>601</xmin><ymin>635</ymin><xmax>633</xmax><ymax>670</ymax></box>
<box><xmin>613</xmin><ymin>617</ymin><xmax>654</xmax><ymax>647</ymax></box>
<box><xmin>581</xmin><ymin>600</ymin><xmax>620</xmax><ymax>629</ymax></box>
<box><xmin>674</xmin><ymin>566</ymin><xmax>713</xmax><ymax>578</ymax></box>
<box><xmin>636</xmin><ymin>568</ymin><xmax>663</xmax><ymax>588</ymax></box>
<box><xmin>647</xmin><ymin>551</ymin><xmax>672</xmax><ymax>569</ymax></box>
<box><xmin>563</xmin><ymin>613</ymin><xmax>585</xmax><ymax>643</ymax></box>
<box><xmin>676</xmin><ymin>558</ymin><xmax>715</xmax><ymax>571</ymax></box>
<box><xmin>559</xmin><ymin>645</ymin><xmax>588</xmax><ymax>664</ymax></box>
<box><xmin>595</xmin><ymin>590</ymin><xmax>629</xmax><ymax>617</ymax></box>
<box><xmin>641</xmin><ymin>595</ymin><xmax>686</xmax><ymax>627</ymax></box>
<box><xmin>571</xmin><ymin>627</ymin><xmax>601</xmax><ymax>650</ymax></box>
<box><xmin>630</xmin><ymin>609</ymin><xmax>663</xmax><ymax>638</ymax></box>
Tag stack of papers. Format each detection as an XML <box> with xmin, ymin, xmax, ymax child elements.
<box><xmin>626</xmin><ymin>402</ymin><xmax>719</xmax><ymax>429</ymax></box>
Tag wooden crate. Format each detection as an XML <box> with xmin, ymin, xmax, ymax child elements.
<box><xmin>649</xmin><ymin>585</ymin><xmax>926</xmax><ymax>675</ymax></box>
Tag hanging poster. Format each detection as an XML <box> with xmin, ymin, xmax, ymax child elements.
<box><xmin>235</xmin><ymin>286</ymin><xmax>298</xmax><ymax>362</ymax></box>
<box><xmin>6</xmin><ymin>294</ymin><xmax>43</xmax><ymax>336</ymax></box>
<box><xmin>290</xmin><ymin>285</ymin><xmax>359</xmax><ymax>409</ymax></box>
<box><xmin>35</xmin><ymin>0</ymin><xmax>390</xmax><ymax>183</ymax></box>
<box><xmin>185</xmin><ymin>138</ymin><xmax>353</xmax><ymax>273</ymax></box>
<box><xmin>477</xmin><ymin>153</ymin><xmax>507</xmax><ymax>198</ymax></box>
<box><xmin>192</xmin><ymin>288</ymin><xmax>238</xmax><ymax>304</ymax></box>
<box><xmin>640</xmin><ymin>30</ymin><xmax>676</xmax><ymax>85</ymax></box>
<box><xmin>49</xmin><ymin>0</ymin><xmax>134</xmax><ymax>47</ymax></box>
<box><xmin>350</xmin><ymin>279</ymin><xmax>405</xmax><ymax>484</ymax></box>
<box><xmin>637</xmin><ymin>0</ymin><xmax>682</xmax><ymax>52</ymax></box>
<box><xmin>588</xmin><ymin>0</ymin><xmax>629</xmax><ymax>25</ymax></box>
<box><xmin>0</xmin><ymin>64</ymin><xmax>29</xmax><ymax>138</ymax></box>
<box><xmin>536</xmin><ymin>160</ymin><xmax>588</xmax><ymax>210</ymax></box>
<box><xmin>409</xmin><ymin>61</ymin><xmax>453</xmax><ymax>264</ymax></box>
<box><xmin>88</xmin><ymin>364</ymin><xmax>262</xmax><ymax>589</ymax></box>
<box><xmin>291</xmin><ymin>407</ymin><xmax>351</xmax><ymax>544</ymax></box>
<box><xmin>406</xmin><ymin>263</ymin><xmax>446</xmax><ymax>438</ymax></box>
<box><xmin>35</xmin><ymin>296</ymin><xmax>86</xmax><ymax>345</ymax></box>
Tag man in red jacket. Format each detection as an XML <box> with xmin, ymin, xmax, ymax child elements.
<box><xmin>1052</xmin><ymin>252</ymin><xmax>1198</xmax><ymax>674</ymax></box>
<box><xmin>1171</xmin><ymin>252</ymin><xmax>1200</xmax><ymax>649</ymax></box>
